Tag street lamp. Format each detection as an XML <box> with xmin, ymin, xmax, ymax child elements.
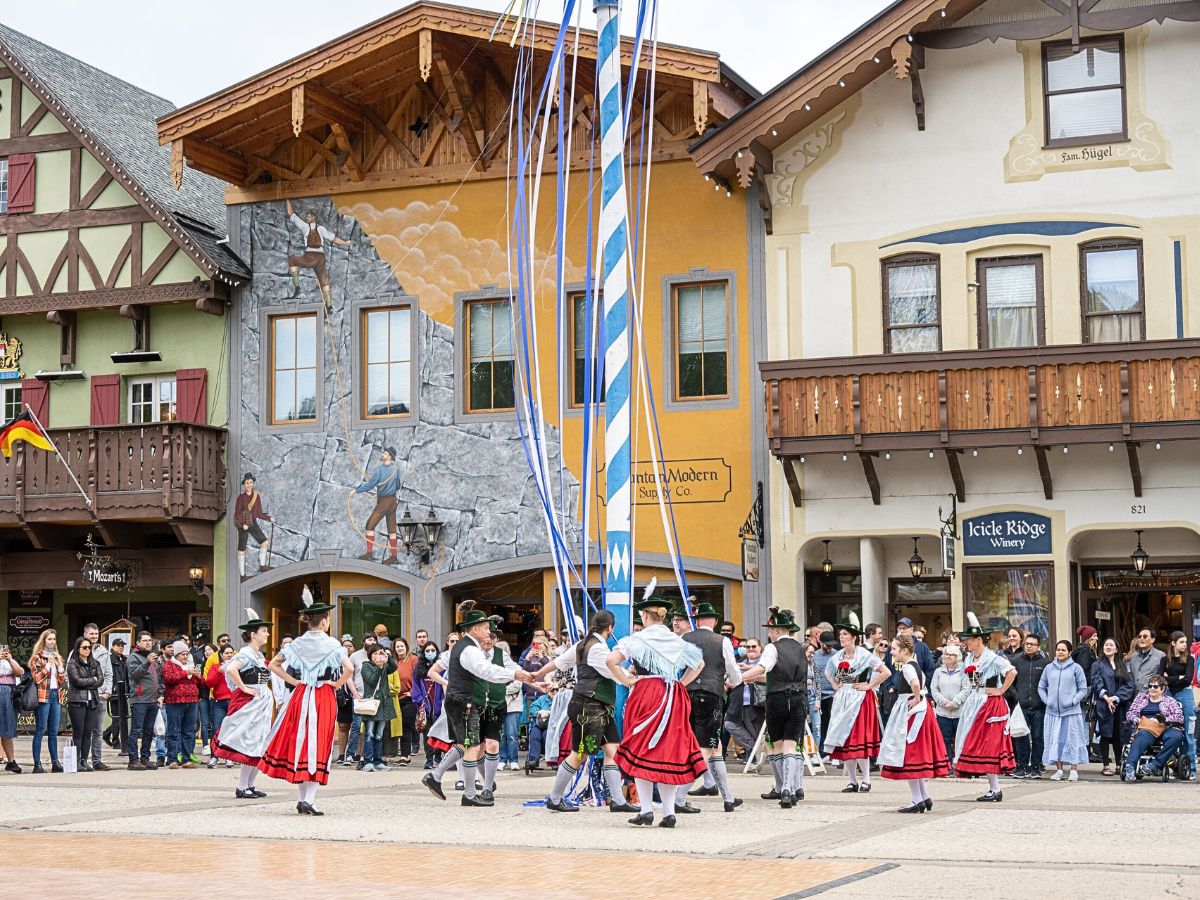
<box><xmin>189</xmin><ymin>564</ymin><xmax>205</xmax><ymax>594</ymax></box>
<box><xmin>398</xmin><ymin>506</ymin><xmax>444</xmax><ymax>565</ymax></box>
<box><xmin>908</xmin><ymin>537</ymin><xmax>925</xmax><ymax>579</ymax></box>
<box><xmin>821</xmin><ymin>540</ymin><xmax>833</xmax><ymax>575</ymax></box>
<box><xmin>1131</xmin><ymin>530</ymin><xmax>1150</xmax><ymax>576</ymax></box>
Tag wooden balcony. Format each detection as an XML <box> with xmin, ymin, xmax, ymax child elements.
<box><xmin>762</xmin><ymin>339</ymin><xmax>1200</xmax><ymax>505</ymax></box>
<box><xmin>0</xmin><ymin>423</ymin><xmax>227</xmax><ymax>539</ymax></box>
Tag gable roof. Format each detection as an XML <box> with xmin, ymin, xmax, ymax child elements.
<box><xmin>0</xmin><ymin>23</ymin><xmax>249</xmax><ymax>281</ymax></box>
<box><xmin>688</xmin><ymin>0</ymin><xmax>991</xmax><ymax>187</ymax></box>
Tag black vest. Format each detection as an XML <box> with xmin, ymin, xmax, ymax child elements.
<box><xmin>683</xmin><ymin>628</ymin><xmax>727</xmax><ymax>697</ymax></box>
<box><xmin>897</xmin><ymin>663</ymin><xmax>924</xmax><ymax>695</ymax></box>
<box><xmin>574</xmin><ymin>636</ymin><xmax>616</xmax><ymax>707</ymax></box>
<box><xmin>446</xmin><ymin>636</ymin><xmax>477</xmax><ymax>702</ymax></box>
<box><xmin>767</xmin><ymin>638</ymin><xmax>807</xmax><ymax>694</ymax></box>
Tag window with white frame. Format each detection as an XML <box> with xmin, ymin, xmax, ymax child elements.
<box><xmin>1</xmin><ymin>383</ymin><xmax>20</xmax><ymax>422</ymax></box>
<box><xmin>362</xmin><ymin>305</ymin><xmax>413</xmax><ymax>418</ymax></box>
<box><xmin>128</xmin><ymin>375</ymin><xmax>177</xmax><ymax>423</ymax></box>
<box><xmin>466</xmin><ymin>298</ymin><xmax>515</xmax><ymax>412</ymax></box>
<box><xmin>1043</xmin><ymin>36</ymin><xmax>1126</xmax><ymax>147</ymax></box>
<box><xmin>0</xmin><ymin>159</ymin><xmax>8</xmax><ymax>214</ymax></box>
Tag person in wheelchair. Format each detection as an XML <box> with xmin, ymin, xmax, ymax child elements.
<box><xmin>1123</xmin><ymin>675</ymin><xmax>1186</xmax><ymax>780</ymax></box>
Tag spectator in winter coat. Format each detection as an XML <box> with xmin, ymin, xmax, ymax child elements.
<box><xmin>1091</xmin><ymin>639</ymin><xmax>1134</xmax><ymax>776</ymax></box>
<box><xmin>1124</xmin><ymin>675</ymin><xmax>1185</xmax><ymax>779</ymax></box>
<box><xmin>161</xmin><ymin>640</ymin><xmax>201</xmax><ymax>768</ymax></box>
<box><xmin>1038</xmin><ymin>641</ymin><xmax>1089</xmax><ymax>781</ymax></box>
<box><xmin>1164</xmin><ymin>631</ymin><xmax>1196</xmax><ymax>778</ymax></box>
<box><xmin>1010</xmin><ymin>634</ymin><xmax>1050</xmax><ymax>778</ymax></box>
<box><xmin>124</xmin><ymin>632</ymin><xmax>163</xmax><ymax>769</ymax></box>
<box><xmin>931</xmin><ymin>644</ymin><xmax>969</xmax><ymax>766</ymax></box>
<box><xmin>1071</xmin><ymin>626</ymin><xmax>1099</xmax><ymax>688</ymax></box>
<box><xmin>66</xmin><ymin>637</ymin><xmax>105</xmax><ymax>772</ymax></box>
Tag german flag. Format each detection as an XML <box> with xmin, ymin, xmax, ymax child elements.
<box><xmin>0</xmin><ymin>410</ymin><xmax>54</xmax><ymax>458</ymax></box>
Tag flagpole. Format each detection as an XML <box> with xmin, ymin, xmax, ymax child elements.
<box><xmin>23</xmin><ymin>403</ymin><xmax>92</xmax><ymax>508</ymax></box>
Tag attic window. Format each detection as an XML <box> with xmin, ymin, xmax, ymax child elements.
<box><xmin>1042</xmin><ymin>35</ymin><xmax>1126</xmax><ymax>148</ymax></box>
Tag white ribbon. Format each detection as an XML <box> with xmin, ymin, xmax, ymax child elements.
<box><xmin>629</xmin><ymin>676</ymin><xmax>675</xmax><ymax>750</ymax></box>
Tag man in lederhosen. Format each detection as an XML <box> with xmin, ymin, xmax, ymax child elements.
<box><xmin>285</xmin><ymin>199</ymin><xmax>351</xmax><ymax>315</ymax></box>
<box><xmin>235</xmin><ymin>473</ymin><xmax>272</xmax><ymax>581</ymax></box>
<box><xmin>681</xmin><ymin>600</ymin><xmax>743</xmax><ymax>812</ymax></box>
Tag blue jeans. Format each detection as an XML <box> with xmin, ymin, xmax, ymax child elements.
<box><xmin>362</xmin><ymin>719</ymin><xmax>386</xmax><ymax>765</ymax></box>
<box><xmin>936</xmin><ymin>714</ymin><xmax>959</xmax><ymax>763</ymax></box>
<box><xmin>127</xmin><ymin>702</ymin><xmax>157</xmax><ymax>762</ymax></box>
<box><xmin>1125</xmin><ymin>726</ymin><xmax>1187</xmax><ymax>777</ymax></box>
<box><xmin>526</xmin><ymin>719</ymin><xmax>548</xmax><ymax>764</ymax></box>
<box><xmin>210</xmin><ymin>699</ymin><xmax>229</xmax><ymax>741</ymax></box>
<box><xmin>348</xmin><ymin>713</ymin><xmax>365</xmax><ymax>758</ymax></box>
<box><xmin>33</xmin><ymin>700</ymin><xmax>61</xmax><ymax>765</ymax></box>
<box><xmin>197</xmin><ymin>695</ymin><xmax>211</xmax><ymax>745</ymax></box>
<box><xmin>1013</xmin><ymin>706</ymin><xmax>1045</xmax><ymax>773</ymax></box>
<box><xmin>165</xmin><ymin>703</ymin><xmax>198</xmax><ymax>763</ymax></box>
<box><xmin>500</xmin><ymin>711</ymin><xmax>521</xmax><ymax>763</ymax></box>
<box><xmin>1172</xmin><ymin>689</ymin><xmax>1197</xmax><ymax>775</ymax></box>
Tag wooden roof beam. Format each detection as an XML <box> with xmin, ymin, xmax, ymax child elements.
<box><xmin>291</xmin><ymin>82</ymin><xmax>367</xmax><ymax>138</ymax></box>
<box><xmin>945</xmin><ymin>449</ymin><xmax>965</xmax><ymax>502</ymax></box>
<box><xmin>1033</xmin><ymin>445</ymin><xmax>1054</xmax><ymax>500</ymax></box>
<box><xmin>780</xmin><ymin>458</ymin><xmax>803</xmax><ymax>508</ymax></box>
<box><xmin>432</xmin><ymin>46</ymin><xmax>483</xmax><ymax>166</ymax></box>
<box><xmin>172</xmin><ymin>138</ymin><xmax>248</xmax><ymax>188</ymax></box>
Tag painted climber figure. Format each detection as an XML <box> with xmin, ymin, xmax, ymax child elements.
<box><xmin>285</xmin><ymin>198</ymin><xmax>351</xmax><ymax>315</ymax></box>
<box><xmin>354</xmin><ymin>447</ymin><xmax>400</xmax><ymax>565</ymax></box>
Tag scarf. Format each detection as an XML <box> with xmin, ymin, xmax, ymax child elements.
<box><xmin>617</xmin><ymin>624</ymin><xmax>702</xmax><ymax>678</ymax></box>
<box><xmin>167</xmin><ymin>655</ymin><xmax>194</xmax><ymax>672</ymax></box>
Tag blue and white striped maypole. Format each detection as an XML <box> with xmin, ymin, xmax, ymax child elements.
<box><xmin>595</xmin><ymin>0</ymin><xmax>632</xmax><ymax>640</ymax></box>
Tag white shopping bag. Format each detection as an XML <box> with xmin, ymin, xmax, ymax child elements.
<box><xmin>153</xmin><ymin>708</ymin><xmax>167</xmax><ymax>736</ymax></box>
<box><xmin>1008</xmin><ymin>703</ymin><xmax>1030</xmax><ymax>738</ymax></box>
<box><xmin>62</xmin><ymin>740</ymin><xmax>78</xmax><ymax>774</ymax></box>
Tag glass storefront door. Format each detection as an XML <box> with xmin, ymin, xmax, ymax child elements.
<box><xmin>337</xmin><ymin>591</ymin><xmax>406</xmax><ymax>644</ymax></box>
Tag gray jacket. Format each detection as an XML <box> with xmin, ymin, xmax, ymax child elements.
<box><xmin>91</xmin><ymin>642</ymin><xmax>113</xmax><ymax>695</ymax></box>
<box><xmin>931</xmin><ymin>666</ymin><xmax>970</xmax><ymax>719</ymax></box>
<box><xmin>1128</xmin><ymin>646</ymin><xmax>1166</xmax><ymax>693</ymax></box>
<box><xmin>126</xmin><ymin>648</ymin><xmax>162</xmax><ymax>703</ymax></box>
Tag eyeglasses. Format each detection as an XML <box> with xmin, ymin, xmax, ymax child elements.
<box><xmin>1024</xmin><ymin>641</ymin><xmax>1038</xmax><ymax>646</ymax></box>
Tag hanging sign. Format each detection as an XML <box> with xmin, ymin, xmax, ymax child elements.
<box><xmin>741</xmin><ymin>538</ymin><xmax>760</xmax><ymax>583</ymax></box>
<box><xmin>963</xmin><ymin>512</ymin><xmax>1052</xmax><ymax>556</ymax></box>
<box><xmin>941</xmin><ymin>532</ymin><xmax>956</xmax><ymax>576</ymax></box>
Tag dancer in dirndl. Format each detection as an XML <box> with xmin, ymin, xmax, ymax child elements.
<box><xmin>955</xmin><ymin>612</ymin><xmax>1018</xmax><ymax>802</ymax></box>
<box><xmin>211</xmin><ymin>608</ymin><xmax>274</xmax><ymax>798</ymax></box>
<box><xmin>823</xmin><ymin>612</ymin><xmax>891</xmax><ymax>793</ymax></box>
<box><xmin>880</xmin><ymin>633</ymin><xmax>949</xmax><ymax>812</ymax></box>
<box><xmin>606</xmin><ymin>593</ymin><xmax>707</xmax><ymax>828</ymax></box>
<box><xmin>259</xmin><ymin>587</ymin><xmax>352</xmax><ymax>815</ymax></box>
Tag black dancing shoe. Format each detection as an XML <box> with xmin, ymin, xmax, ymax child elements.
<box><xmin>460</xmin><ymin>795</ymin><xmax>493</xmax><ymax>807</ymax></box>
<box><xmin>296</xmin><ymin>802</ymin><xmax>324</xmax><ymax>816</ymax></box>
<box><xmin>857</xmin><ymin>782</ymin><xmax>871</xmax><ymax>793</ymax></box>
<box><xmin>454</xmin><ymin>780</ymin><xmax>465</xmax><ymax>791</ymax></box>
<box><xmin>898</xmin><ymin>802</ymin><xmax>926</xmax><ymax>814</ymax></box>
<box><xmin>546</xmin><ymin>799</ymin><xmax>579</xmax><ymax>813</ymax></box>
<box><xmin>627</xmin><ymin>812</ymin><xmax>654</xmax><ymax>826</ymax></box>
<box><xmin>794</xmin><ymin>789</ymin><xmax>805</xmax><ymax>803</ymax></box>
<box><xmin>687</xmin><ymin>785</ymin><xmax>718</xmax><ymax>797</ymax></box>
<box><xmin>760</xmin><ymin>787</ymin><xmax>781</xmax><ymax>800</ymax></box>
<box><xmin>840</xmin><ymin>783</ymin><xmax>859</xmax><ymax>793</ymax></box>
<box><xmin>780</xmin><ymin>790</ymin><xmax>795</xmax><ymax>809</ymax></box>
<box><xmin>976</xmin><ymin>790</ymin><xmax>1003</xmax><ymax>802</ymax></box>
<box><xmin>422</xmin><ymin>773</ymin><xmax>446</xmax><ymax>801</ymax></box>
<box><xmin>235</xmin><ymin>789</ymin><xmax>257</xmax><ymax>799</ymax></box>
<box><xmin>922</xmin><ymin>798</ymin><xmax>933</xmax><ymax>812</ymax></box>
<box><xmin>658</xmin><ymin>815</ymin><xmax>677</xmax><ymax>828</ymax></box>
<box><xmin>674</xmin><ymin>801</ymin><xmax>701</xmax><ymax>814</ymax></box>
<box><xmin>723</xmin><ymin>798</ymin><xmax>743</xmax><ymax>813</ymax></box>
<box><xmin>480</xmin><ymin>789</ymin><xmax>495</xmax><ymax>803</ymax></box>
<box><xmin>609</xmin><ymin>800</ymin><xmax>639</xmax><ymax>813</ymax></box>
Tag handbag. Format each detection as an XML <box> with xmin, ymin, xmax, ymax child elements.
<box><xmin>414</xmin><ymin>703</ymin><xmax>429</xmax><ymax>733</ymax></box>
<box><xmin>1008</xmin><ymin>702</ymin><xmax>1031</xmax><ymax>738</ymax></box>
<box><xmin>16</xmin><ymin>673</ymin><xmax>37</xmax><ymax>712</ymax></box>
<box><xmin>1137</xmin><ymin>715</ymin><xmax>1167</xmax><ymax>738</ymax></box>
<box><xmin>353</xmin><ymin>674</ymin><xmax>383</xmax><ymax>717</ymax></box>
<box><xmin>62</xmin><ymin>739</ymin><xmax>78</xmax><ymax>774</ymax></box>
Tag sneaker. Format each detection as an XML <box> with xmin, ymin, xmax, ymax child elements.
<box><xmin>362</xmin><ymin>763</ymin><xmax>376</xmax><ymax>772</ymax></box>
<box><xmin>169</xmin><ymin>762</ymin><xmax>181</xmax><ymax>770</ymax></box>
<box><xmin>181</xmin><ymin>761</ymin><xmax>198</xmax><ymax>769</ymax></box>
<box><xmin>226</xmin><ymin>760</ymin><xmax>235</xmax><ymax>768</ymax></box>
<box><xmin>189</xmin><ymin>754</ymin><xmax>203</xmax><ymax>766</ymax></box>
<box><xmin>342</xmin><ymin>756</ymin><xmax>355</xmax><ymax>767</ymax></box>
<box><xmin>1050</xmin><ymin>770</ymin><xmax>1065</xmax><ymax>781</ymax></box>
<box><xmin>207</xmin><ymin>760</ymin><xmax>216</xmax><ymax>770</ymax></box>
<box><xmin>335</xmin><ymin>755</ymin><xmax>345</xmax><ymax>765</ymax></box>
<box><xmin>374</xmin><ymin>763</ymin><xmax>392</xmax><ymax>772</ymax></box>
<box><xmin>5</xmin><ymin>760</ymin><xmax>21</xmax><ymax>774</ymax></box>
<box><xmin>127</xmin><ymin>760</ymin><xmax>145</xmax><ymax>771</ymax></box>
<box><xmin>92</xmin><ymin>761</ymin><xmax>110</xmax><ymax>772</ymax></box>
<box><xmin>201</xmin><ymin>745</ymin><xmax>211</xmax><ymax>757</ymax></box>
<box><xmin>1067</xmin><ymin>770</ymin><xmax>1078</xmax><ymax>782</ymax></box>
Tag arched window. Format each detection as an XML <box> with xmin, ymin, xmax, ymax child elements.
<box><xmin>1080</xmin><ymin>238</ymin><xmax>1143</xmax><ymax>343</ymax></box>
<box><xmin>882</xmin><ymin>254</ymin><xmax>940</xmax><ymax>353</ymax></box>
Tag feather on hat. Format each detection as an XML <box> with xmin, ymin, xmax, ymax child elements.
<box><xmin>958</xmin><ymin>609</ymin><xmax>987</xmax><ymax>640</ymax></box>
<box><xmin>238</xmin><ymin>606</ymin><xmax>271</xmax><ymax>631</ymax></box>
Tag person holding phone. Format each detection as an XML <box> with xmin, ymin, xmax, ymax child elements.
<box><xmin>125</xmin><ymin>632</ymin><xmax>164</xmax><ymax>770</ymax></box>
<box><xmin>29</xmin><ymin>629</ymin><xmax>66</xmax><ymax>774</ymax></box>
<box><xmin>0</xmin><ymin>644</ymin><xmax>25</xmax><ymax>772</ymax></box>
<box><xmin>66</xmin><ymin>636</ymin><xmax>104</xmax><ymax>772</ymax></box>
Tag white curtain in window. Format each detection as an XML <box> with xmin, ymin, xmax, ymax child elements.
<box><xmin>677</xmin><ymin>285</ymin><xmax>704</xmax><ymax>355</ymax></box>
<box><xmin>1048</xmin><ymin>89</ymin><xmax>1123</xmax><ymax>141</ymax></box>
<box><xmin>887</xmin><ymin>262</ymin><xmax>939</xmax><ymax>352</ymax></box>
<box><xmin>985</xmin><ymin>263</ymin><xmax>1038</xmax><ymax>348</ymax></box>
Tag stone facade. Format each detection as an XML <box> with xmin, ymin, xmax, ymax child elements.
<box><xmin>233</xmin><ymin>198</ymin><xmax>580</xmax><ymax>581</ymax></box>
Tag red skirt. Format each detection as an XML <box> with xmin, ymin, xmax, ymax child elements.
<box><xmin>425</xmin><ymin>734</ymin><xmax>453</xmax><ymax>753</ymax></box>
<box><xmin>616</xmin><ymin>678</ymin><xmax>707</xmax><ymax>785</ymax></box>
<box><xmin>830</xmin><ymin>690</ymin><xmax>881</xmax><ymax>760</ymax></box>
<box><xmin>258</xmin><ymin>684</ymin><xmax>336</xmax><ymax>785</ymax></box>
<box><xmin>881</xmin><ymin>707</ymin><xmax>950</xmax><ymax>780</ymax></box>
<box><xmin>956</xmin><ymin>695</ymin><xmax>1016</xmax><ymax>775</ymax></box>
<box><xmin>211</xmin><ymin>689</ymin><xmax>259</xmax><ymax>767</ymax></box>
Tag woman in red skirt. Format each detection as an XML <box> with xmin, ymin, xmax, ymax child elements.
<box><xmin>954</xmin><ymin>612</ymin><xmax>1018</xmax><ymax>802</ymax></box>
<box><xmin>211</xmin><ymin>608</ymin><xmax>274</xmax><ymax>798</ymax></box>
<box><xmin>822</xmin><ymin>613</ymin><xmax>891</xmax><ymax>793</ymax></box>
<box><xmin>606</xmin><ymin>594</ymin><xmax>707</xmax><ymax>829</ymax></box>
<box><xmin>259</xmin><ymin>587</ymin><xmax>352</xmax><ymax>815</ymax></box>
<box><xmin>880</xmin><ymin>634</ymin><xmax>949</xmax><ymax>812</ymax></box>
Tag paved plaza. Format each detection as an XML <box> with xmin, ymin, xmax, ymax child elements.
<box><xmin>2</xmin><ymin>739</ymin><xmax>1197</xmax><ymax>898</ymax></box>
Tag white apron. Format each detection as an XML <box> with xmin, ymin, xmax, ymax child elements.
<box><xmin>878</xmin><ymin>696</ymin><xmax>930</xmax><ymax>768</ymax></box>
<box><xmin>216</xmin><ymin>688</ymin><xmax>274</xmax><ymax>759</ymax></box>
<box><xmin>545</xmin><ymin>687</ymin><xmax>574</xmax><ymax>753</ymax></box>
<box><xmin>823</xmin><ymin>685</ymin><xmax>869</xmax><ymax>753</ymax></box>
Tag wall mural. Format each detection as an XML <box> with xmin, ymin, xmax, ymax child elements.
<box><xmin>234</xmin><ymin>198</ymin><xmax>582</xmax><ymax>584</ymax></box>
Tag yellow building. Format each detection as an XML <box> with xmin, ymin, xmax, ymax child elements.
<box><xmin>158</xmin><ymin>2</ymin><xmax>771</xmax><ymax>646</ymax></box>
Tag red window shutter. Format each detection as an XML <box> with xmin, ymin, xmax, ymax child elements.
<box><xmin>6</xmin><ymin>153</ymin><xmax>36</xmax><ymax>214</ymax></box>
<box><xmin>89</xmin><ymin>375</ymin><xmax>121</xmax><ymax>426</ymax></box>
<box><xmin>175</xmin><ymin>368</ymin><xmax>207</xmax><ymax>424</ymax></box>
<box><xmin>19</xmin><ymin>378</ymin><xmax>48</xmax><ymax>424</ymax></box>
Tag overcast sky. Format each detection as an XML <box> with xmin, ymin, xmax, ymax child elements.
<box><xmin>2</xmin><ymin>1</ymin><xmax>891</xmax><ymax>106</ymax></box>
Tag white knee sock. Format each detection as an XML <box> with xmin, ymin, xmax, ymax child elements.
<box><xmin>483</xmin><ymin>752</ymin><xmax>500</xmax><ymax>791</ymax></box>
<box><xmin>550</xmin><ymin>759</ymin><xmax>578</xmax><ymax>803</ymax></box>
<box><xmin>298</xmin><ymin>782</ymin><xmax>317</xmax><ymax>804</ymax></box>
<box><xmin>857</xmin><ymin>758</ymin><xmax>871</xmax><ymax>784</ymax></box>
<box><xmin>259</xmin><ymin>546</ymin><xmax>268</xmax><ymax>566</ymax></box>
<box><xmin>238</xmin><ymin>764</ymin><xmax>256</xmax><ymax>790</ymax></box>
<box><xmin>658</xmin><ymin>783</ymin><xmax>678</xmax><ymax>816</ymax></box>
<box><xmin>709</xmin><ymin>757</ymin><xmax>733</xmax><ymax>802</ymax></box>
<box><xmin>917</xmin><ymin>778</ymin><xmax>931</xmax><ymax>801</ymax></box>
<box><xmin>701</xmin><ymin>766</ymin><xmax>716</xmax><ymax>789</ymax></box>
<box><xmin>635</xmin><ymin>777</ymin><xmax>655</xmax><ymax>814</ymax></box>
<box><xmin>908</xmin><ymin>780</ymin><xmax>924</xmax><ymax>804</ymax></box>
<box><xmin>461</xmin><ymin>760</ymin><xmax>479</xmax><ymax>799</ymax></box>
<box><xmin>431</xmin><ymin>745</ymin><xmax>462</xmax><ymax>780</ymax></box>
<box><xmin>603</xmin><ymin>764</ymin><xmax>624</xmax><ymax>804</ymax></box>
<box><xmin>790</xmin><ymin>753</ymin><xmax>805</xmax><ymax>791</ymax></box>
<box><xmin>845</xmin><ymin>757</ymin><xmax>860</xmax><ymax>786</ymax></box>
<box><xmin>769</xmin><ymin>753</ymin><xmax>784</xmax><ymax>789</ymax></box>
<box><xmin>987</xmin><ymin>773</ymin><xmax>1000</xmax><ymax>792</ymax></box>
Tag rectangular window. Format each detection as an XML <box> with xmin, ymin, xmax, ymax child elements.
<box><xmin>1043</xmin><ymin>36</ymin><xmax>1126</xmax><ymax>148</ymax></box>
<box><xmin>270</xmin><ymin>313</ymin><xmax>318</xmax><ymax>424</ymax></box>
<box><xmin>362</xmin><ymin>306</ymin><xmax>412</xmax><ymax>418</ymax></box>
<box><xmin>978</xmin><ymin>256</ymin><xmax>1043</xmax><ymax>349</ymax></box>
<box><xmin>965</xmin><ymin>565</ymin><xmax>1053</xmax><ymax>643</ymax></box>
<box><xmin>128</xmin><ymin>376</ymin><xmax>177</xmax><ymax>424</ymax></box>
<box><xmin>883</xmin><ymin>255</ymin><xmax>940</xmax><ymax>352</ymax></box>
<box><xmin>1</xmin><ymin>383</ymin><xmax>20</xmax><ymax>422</ymax></box>
<box><xmin>0</xmin><ymin>159</ymin><xmax>8</xmax><ymax>214</ymax></box>
<box><xmin>466</xmin><ymin>298</ymin><xmax>515</xmax><ymax>412</ymax></box>
<box><xmin>1081</xmin><ymin>240</ymin><xmax>1143</xmax><ymax>343</ymax></box>
<box><xmin>675</xmin><ymin>281</ymin><xmax>728</xmax><ymax>400</ymax></box>
<box><xmin>570</xmin><ymin>291</ymin><xmax>605</xmax><ymax>406</ymax></box>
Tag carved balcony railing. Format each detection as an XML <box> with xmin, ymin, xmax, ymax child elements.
<box><xmin>0</xmin><ymin>423</ymin><xmax>227</xmax><ymax>523</ymax></box>
<box><xmin>761</xmin><ymin>340</ymin><xmax>1200</xmax><ymax>504</ymax></box>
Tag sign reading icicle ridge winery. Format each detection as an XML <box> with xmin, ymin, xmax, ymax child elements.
<box><xmin>963</xmin><ymin>512</ymin><xmax>1052</xmax><ymax>556</ymax></box>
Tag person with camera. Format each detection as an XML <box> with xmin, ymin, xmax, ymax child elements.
<box><xmin>29</xmin><ymin>628</ymin><xmax>66</xmax><ymax>774</ymax></box>
<box><xmin>162</xmin><ymin>640</ymin><xmax>202</xmax><ymax>768</ymax></box>
<box><xmin>359</xmin><ymin>643</ymin><xmax>397</xmax><ymax>772</ymax></box>
<box><xmin>1124</xmin><ymin>674</ymin><xmax>1186</xmax><ymax>779</ymax></box>
<box><xmin>0</xmin><ymin>643</ymin><xmax>25</xmax><ymax>773</ymax></box>
<box><xmin>125</xmin><ymin>632</ymin><xmax>163</xmax><ymax>770</ymax></box>
<box><xmin>66</xmin><ymin>636</ymin><xmax>105</xmax><ymax>772</ymax></box>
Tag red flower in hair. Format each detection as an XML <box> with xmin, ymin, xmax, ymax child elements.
<box><xmin>837</xmin><ymin>661</ymin><xmax>851</xmax><ymax>672</ymax></box>
<box><xmin>964</xmin><ymin>665</ymin><xmax>977</xmax><ymax>675</ymax></box>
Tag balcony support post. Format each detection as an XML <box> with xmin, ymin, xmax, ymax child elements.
<box><xmin>1033</xmin><ymin>445</ymin><xmax>1054</xmax><ymax>500</ymax></box>
<box><xmin>780</xmin><ymin>457</ymin><xmax>803</xmax><ymax>508</ymax></box>
<box><xmin>944</xmin><ymin>449</ymin><xmax>966</xmax><ymax>502</ymax></box>
<box><xmin>1126</xmin><ymin>441</ymin><xmax>1143</xmax><ymax>498</ymax></box>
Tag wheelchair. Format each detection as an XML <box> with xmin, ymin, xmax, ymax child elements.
<box><xmin>1118</xmin><ymin>722</ymin><xmax>1189</xmax><ymax>782</ymax></box>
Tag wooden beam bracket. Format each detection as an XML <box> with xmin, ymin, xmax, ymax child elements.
<box><xmin>1033</xmin><ymin>445</ymin><xmax>1054</xmax><ymax>500</ymax></box>
<box><xmin>1126</xmin><ymin>441</ymin><xmax>1143</xmax><ymax>498</ymax></box>
<box><xmin>945</xmin><ymin>449</ymin><xmax>966</xmax><ymax>502</ymax></box>
<box><xmin>781</xmin><ymin>457</ymin><xmax>803</xmax><ymax>508</ymax></box>
<box><xmin>860</xmin><ymin>452</ymin><xmax>882</xmax><ymax>506</ymax></box>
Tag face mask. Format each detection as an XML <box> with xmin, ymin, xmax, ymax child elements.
<box><xmin>425</xmin><ymin>651</ymin><xmax>437</xmax><ymax>660</ymax></box>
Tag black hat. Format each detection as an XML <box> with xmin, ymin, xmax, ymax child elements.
<box><xmin>383</xmin><ymin>446</ymin><xmax>398</xmax><ymax>459</ymax></box>
<box><xmin>238</xmin><ymin>607</ymin><xmax>272</xmax><ymax>631</ymax></box>
<box><xmin>763</xmin><ymin>607</ymin><xmax>801</xmax><ymax>633</ymax></box>
<box><xmin>111</xmin><ymin>638</ymin><xmax>126</xmax><ymax>647</ymax></box>
<box><xmin>299</xmin><ymin>584</ymin><xmax>334</xmax><ymax>615</ymax></box>
<box><xmin>835</xmin><ymin>611</ymin><xmax>863</xmax><ymax>637</ymax></box>
<box><xmin>242</xmin><ymin>472</ymin><xmax>255</xmax><ymax>483</ymax></box>
<box><xmin>958</xmin><ymin>611</ymin><xmax>988</xmax><ymax>640</ymax></box>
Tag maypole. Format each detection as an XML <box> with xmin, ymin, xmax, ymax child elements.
<box><xmin>595</xmin><ymin>0</ymin><xmax>633</xmax><ymax>640</ymax></box>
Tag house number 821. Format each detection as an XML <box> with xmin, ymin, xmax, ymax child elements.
<box><xmin>1131</xmin><ymin>504</ymin><xmax>1147</xmax><ymax>515</ymax></box>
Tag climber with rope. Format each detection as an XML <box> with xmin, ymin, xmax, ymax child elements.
<box><xmin>285</xmin><ymin>199</ymin><xmax>351</xmax><ymax>316</ymax></box>
<box><xmin>353</xmin><ymin>447</ymin><xmax>400</xmax><ymax>565</ymax></box>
